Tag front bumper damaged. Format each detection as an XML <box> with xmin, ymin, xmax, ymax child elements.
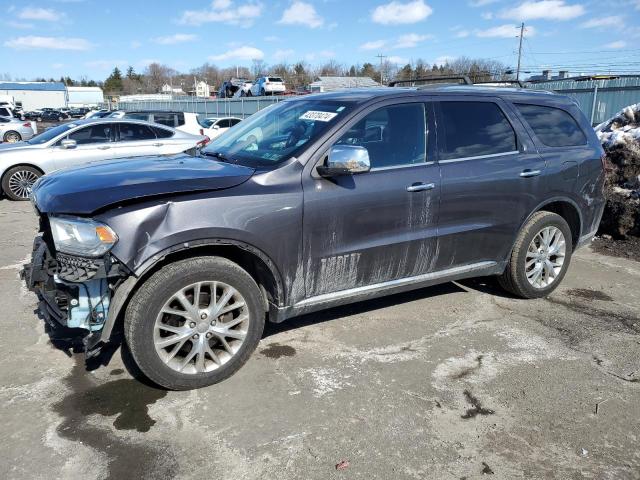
<box><xmin>21</xmin><ymin>235</ymin><xmax>124</xmax><ymax>354</ymax></box>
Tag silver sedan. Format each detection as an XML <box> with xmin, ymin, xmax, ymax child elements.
<box><xmin>0</xmin><ymin>116</ymin><xmax>36</xmax><ymax>143</ymax></box>
<box><xmin>0</xmin><ymin>118</ymin><xmax>208</xmax><ymax>200</ymax></box>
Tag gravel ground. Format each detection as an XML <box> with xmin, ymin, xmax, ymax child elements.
<box><xmin>0</xmin><ymin>199</ymin><xmax>639</xmax><ymax>480</ymax></box>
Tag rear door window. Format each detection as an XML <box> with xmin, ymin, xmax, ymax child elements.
<box><xmin>118</xmin><ymin>123</ymin><xmax>156</xmax><ymax>141</ymax></box>
<box><xmin>152</xmin><ymin>126</ymin><xmax>174</xmax><ymax>139</ymax></box>
<box><xmin>229</xmin><ymin>118</ymin><xmax>242</xmax><ymax>126</ymax></box>
<box><xmin>436</xmin><ymin>101</ymin><xmax>517</xmax><ymax>160</ymax></box>
<box><xmin>125</xmin><ymin>113</ymin><xmax>150</xmax><ymax>121</ymax></box>
<box><xmin>515</xmin><ymin>103</ymin><xmax>587</xmax><ymax>147</ymax></box>
<box><xmin>336</xmin><ymin>103</ymin><xmax>427</xmax><ymax>169</ymax></box>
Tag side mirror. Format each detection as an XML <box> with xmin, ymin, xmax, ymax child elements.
<box><xmin>213</xmin><ymin>124</ymin><xmax>220</xmax><ymax>130</ymax></box>
<box><xmin>316</xmin><ymin>145</ymin><xmax>371</xmax><ymax>177</ymax></box>
<box><xmin>60</xmin><ymin>139</ymin><xmax>77</xmax><ymax>149</ymax></box>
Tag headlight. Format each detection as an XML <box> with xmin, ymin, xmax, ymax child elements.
<box><xmin>49</xmin><ymin>216</ymin><xmax>118</xmax><ymax>257</ymax></box>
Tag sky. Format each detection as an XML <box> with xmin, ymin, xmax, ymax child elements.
<box><xmin>2</xmin><ymin>0</ymin><xmax>640</xmax><ymax>81</ymax></box>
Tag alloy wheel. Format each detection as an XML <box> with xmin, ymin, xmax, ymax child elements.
<box><xmin>153</xmin><ymin>281</ymin><xmax>249</xmax><ymax>374</ymax></box>
<box><xmin>525</xmin><ymin>226</ymin><xmax>566</xmax><ymax>289</ymax></box>
<box><xmin>5</xmin><ymin>132</ymin><xmax>21</xmax><ymax>143</ymax></box>
<box><xmin>8</xmin><ymin>169</ymin><xmax>39</xmax><ymax>199</ymax></box>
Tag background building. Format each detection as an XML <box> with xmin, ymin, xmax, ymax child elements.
<box><xmin>0</xmin><ymin>81</ymin><xmax>67</xmax><ymax>110</ymax></box>
<box><xmin>66</xmin><ymin>86</ymin><xmax>104</xmax><ymax>107</ymax></box>
<box><xmin>308</xmin><ymin>76</ymin><xmax>380</xmax><ymax>93</ymax></box>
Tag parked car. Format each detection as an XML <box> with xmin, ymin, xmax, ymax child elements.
<box><xmin>36</xmin><ymin>110</ymin><xmax>70</xmax><ymax>122</ymax></box>
<box><xmin>250</xmin><ymin>76</ymin><xmax>286</xmax><ymax>96</ymax></box>
<box><xmin>0</xmin><ymin>118</ymin><xmax>207</xmax><ymax>200</ymax></box>
<box><xmin>233</xmin><ymin>80</ymin><xmax>254</xmax><ymax>97</ymax></box>
<box><xmin>218</xmin><ymin>78</ymin><xmax>251</xmax><ymax>98</ymax></box>
<box><xmin>108</xmin><ymin>110</ymin><xmax>204</xmax><ymax>136</ymax></box>
<box><xmin>198</xmin><ymin>116</ymin><xmax>242</xmax><ymax>139</ymax></box>
<box><xmin>0</xmin><ymin>116</ymin><xmax>36</xmax><ymax>143</ymax></box>
<box><xmin>0</xmin><ymin>106</ymin><xmax>13</xmax><ymax>118</ymax></box>
<box><xmin>22</xmin><ymin>86</ymin><xmax>605</xmax><ymax>390</ymax></box>
<box><xmin>84</xmin><ymin>109</ymin><xmax>112</xmax><ymax>119</ymax></box>
<box><xmin>69</xmin><ymin>107</ymin><xmax>91</xmax><ymax>118</ymax></box>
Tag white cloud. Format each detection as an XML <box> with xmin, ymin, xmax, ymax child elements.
<box><xmin>180</xmin><ymin>1</ymin><xmax>262</xmax><ymax>27</ymax></box>
<box><xmin>580</xmin><ymin>15</ymin><xmax>624</xmax><ymax>29</ymax></box>
<box><xmin>455</xmin><ymin>29</ymin><xmax>471</xmax><ymax>37</ymax></box>
<box><xmin>153</xmin><ymin>33</ymin><xmax>197</xmax><ymax>45</ymax></box>
<box><xmin>130</xmin><ymin>40</ymin><xmax>142</xmax><ymax>49</ymax></box>
<box><xmin>604</xmin><ymin>40</ymin><xmax>626</xmax><ymax>49</ymax></box>
<box><xmin>360</xmin><ymin>39</ymin><xmax>387</xmax><ymax>50</ymax></box>
<box><xmin>18</xmin><ymin>7</ymin><xmax>64</xmax><ymax>22</ymax></box>
<box><xmin>4</xmin><ymin>36</ymin><xmax>92</xmax><ymax>50</ymax></box>
<box><xmin>273</xmin><ymin>48</ymin><xmax>295</xmax><ymax>61</ymax></box>
<box><xmin>469</xmin><ymin>0</ymin><xmax>499</xmax><ymax>6</ymax></box>
<box><xmin>6</xmin><ymin>20</ymin><xmax>34</xmax><ymax>29</ymax></box>
<box><xmin>499</xmin><ymin>1</ymin><xmax>585</xmax><ymax>21</ymax></box>
<box><xmin>481</xmin><ymin>12</ymin><xmax>494</xmax><ymax>19</ymax></box>
<box><xmin>279</xmin><ymin>1</ymin><xmax>323</xmax><ymax>28</ymax></box>
<box><xmin>475</xmin><ymin>24</ymin><xmax>536</xmax><ymax>37</ymax></box>
<box><xmin>394</xmin><ymin>33</ymin><xmax>430</xmax><ymax>48</ymax></box>
<box><xmin>371</xmin><ymin>0</ymin><xmax>433</xmax><ymax>25</ymax></box>
<box><xmin>209</xmin><ymin>45</ymin><xmax>264</xmax><ymax>61</ymax></box>
<box><xmin>264</xmin><ymin>35</ymin><xmax>280</xmax><ymax>42</ymax></box>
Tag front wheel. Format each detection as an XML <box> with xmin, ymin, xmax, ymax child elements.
<box><xmin>498</xmin><ymin>211</ymin><xmax>573</xmax><ymax>298</ymax></box>
<box><xmin>1</xmin><ymin>165</ymin><xmax>42</xmax><ymax>201</ymax></box>
<box><xmin>3</xmin><ymin>131</ymin><xmax>22</xmax><ymax>143</ymax></box>
<box><xmin>124</xmin><ymin>256</ymin><xmax>266</xmax><ymax>390</ymax></box>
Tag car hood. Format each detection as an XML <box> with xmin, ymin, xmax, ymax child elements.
<box><xmin>32</xmin><ymin>154</ymin><xmax>255</xmax><ymax>214</ymax></box>
<box><xmin>0</xmin><ymin>142</ymin><xmax>36</xmax><ymax>152</ymax></box>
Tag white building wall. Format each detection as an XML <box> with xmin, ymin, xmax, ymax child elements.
<box><xmin>0</xmin><ymin>89</ymin><xmax>66</xmax><ymax>110</ymax></box>
<box><xmin>67</xmin><ymin>87</ymin><xmax>104</xmax><ymax>107</ymax></box>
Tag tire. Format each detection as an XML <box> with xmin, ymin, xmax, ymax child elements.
<box><xmin>3</xmin><ymin>131</ymin><xmax>21</xmax><ymax>143</ymax></box>
<box><xmin>260</xmin><ymin>88</ymin><xmax>265</xmax><ymax>96</ymax></box>
<box><xmin>498</xmin><ymin>211</ymin><xmax>573</xmax><ymax>299</ymax></box>
<box><xmin>1</xmin><ymin>165</ymin><xmax>42</xmax><ymax>201</ymax></box>
<box><xmin>124</xmin><ymin>256</ymin><xmax>266</xmax><ymax>390</ymax></box>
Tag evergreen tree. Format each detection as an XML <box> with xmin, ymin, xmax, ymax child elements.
<box><xmin>104</xmin><ymin>67</ymin><xmax>123</xmax><ymax>93</ymax></box>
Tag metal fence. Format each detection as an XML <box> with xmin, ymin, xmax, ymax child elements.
<box><xmin>118</xmin><ymin>96</ymin><xmax>283</xmax><ymax>119</ymax></box>
<box><xmin>526</xmin><ymin>77</ymin><xmax>640</xmax><ymax>125</ymax></box>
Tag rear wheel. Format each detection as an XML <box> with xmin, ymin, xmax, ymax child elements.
<box><xmin>1</xmin><ymin>165</ymin><xmax>42</xmax><ymax>201</ymax></box>
<box><xmin>124</xmin><ymin>256</ymin><xmax>266</xmax><ymax>390</ymax></box>
<box><xmin>3</xmin><ymin>131</ymin><xmax>21</xmax><ymax>143</ymax></box>
<box><xmin>498</xmin><ymin>211</ymin><xmax>572</xmax><ymax>298</ymax></box>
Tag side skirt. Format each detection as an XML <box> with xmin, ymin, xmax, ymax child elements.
<box><xmin>270</xmin><ymin>260</ymin><xmax>503</xmax><ymax>323</ymax></box>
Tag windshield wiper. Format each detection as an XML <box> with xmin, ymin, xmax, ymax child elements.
<box><xmin>201</xmin><ymin>151</ymin><xmax>235</xmax><ymax>163</ymax></box>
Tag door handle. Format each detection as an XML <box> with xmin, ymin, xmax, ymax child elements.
<box><xmin>406</xmin><ymin>182</ymin><xmax>435</xmax><ymax>192</ymax></box>
<box><xmin>520</xmin><ymin>169</ymin><xmax>541</xmax><ymax>178</ymax></box>
<box><xmin>97</xmin><ymin>145</ymin><xmax>110</xmax><ymax>150</ymax></box>
<box><xmin>153</xmin><ymin>143</ymin><xmax>163</xmax><ymax>147</ymax></box>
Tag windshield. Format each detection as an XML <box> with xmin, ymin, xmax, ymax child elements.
<box><xmin>199</xmin><ymin>118</ymin><xmax>215</xmax><ymax>128</ymax></box>
<box><xmin>201</xmin><ymin>99</ymin><xmax>354</xmax><ymax>167</ymax></box>
<box><xmin>27</xmin><ymin>123</ymin><xmax>77</xmax><ymax>145</ymax></box>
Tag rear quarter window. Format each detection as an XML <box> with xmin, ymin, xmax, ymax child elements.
<box><xmin>152</xmin><ymin>127</ymin><xmax>174</xmax><ymax>139</ymax></box>
<box><xmin>515</xmin><ymin>103</ymin><xmax>587</xmax><ymax>147</ymax></box>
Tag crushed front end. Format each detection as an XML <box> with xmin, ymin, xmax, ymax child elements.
<box><xmin>21</xmin><ymin>210</ymin><xmax>128</xmax><ymax>354</ymax></box>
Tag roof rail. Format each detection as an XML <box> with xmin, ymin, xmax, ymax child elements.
<box><xmin>388</xmin><ymin>75</ymin><xmax>472</xmax><ymax>87</ymax></box>
<box><xmin>473</xmin><ymin>79</ymin><xmax>526</xmax><ymax>88</ymax></box>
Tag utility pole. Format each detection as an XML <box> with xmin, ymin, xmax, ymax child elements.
<box><xmin>516</xmin><ymin>22</ymin><xmax>524</xmax><ymax>81</ymax></box>
<box><xmin>376</xmin><ymin>54</ymin><xmax>387</xmax><ymax>85</ymax></box>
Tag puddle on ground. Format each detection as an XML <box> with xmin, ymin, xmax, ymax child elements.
<box><xmin>565</xmin><ymin>288</ymin><xmax>613</xmax><ymax>302</ymax></box>
<box><xmin>260</xmin><ymin>342</ymin><xmax>296</xmax><ymax>359</ymax></box>
<box><xmin>52</xmin><ymin>356</ymin><xmax>178</xmax><ymax>480</ymax></box>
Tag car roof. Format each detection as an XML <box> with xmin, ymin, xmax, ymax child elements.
<box><xmin>286</xmin><ymin>85</ymin><xmax>565</xmax><ymax>105</ymax></box>
<box><xmin>57</xmin><ymin>118</ymin><xmax>178</xmax><ymax>130</ymax></box>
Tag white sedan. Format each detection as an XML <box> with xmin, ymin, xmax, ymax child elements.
<box><xmin>199</xmin><ymin>117</ymin><xmax>242</xmax><ymax>140</ymax></box>
<box><xmin>0</xmin><ymin>118</ymin><xmax>207</xmax><ymax>200</ymax></box>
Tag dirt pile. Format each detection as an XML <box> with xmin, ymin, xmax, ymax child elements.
<box><xmin>595</xmin><ymin>103</ymin><xmax>640</xmax><ymax>238</ymax></box>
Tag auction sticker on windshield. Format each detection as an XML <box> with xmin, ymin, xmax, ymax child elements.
<box><xmin>299</xmin><ymin>111</ymin><xmax>338</xmax><ymax>122</ymax></box>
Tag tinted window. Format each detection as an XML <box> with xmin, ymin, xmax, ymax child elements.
<box><xmin>217</xmin><ymin>119</ymin><xmax>231</xmax><ymax>128</ymax></box>
<box><xmin>229</xmin><ymin>118</ymin><xmax>242</xmax><ymax>126</ymax></box>
<box><xmin>153</xmin><ymin>113</ymin><xmax>177</xmax><ymax>127</ymax></box>
<box><xmin>152</xmin><ymin>126</ymin><xmax>174</xmax><ymax>139</ymax></box>
<box><xmin>268</xmin><ymin>77</ymin><xmax>283</xmax><ymax>82</ymax></box>
<box><xmin>176</xmin><ymin>113</ymin><xmax>185</xmax><ymax>126</ymax></box>
<box><xmin>125</xmin><ymin>113</ymin><xmax>150</xmax><ymax>121</ymax></box>
<box><xmin>68</xmin><ymin>124</ymin><xmax>114</xmax><ymax>144</ymax></box>
<box><xmin>437</xmin><ymin>101</ymin><xmax>516</xmax><ymax>160</ymax></box>
<box><xmin>27</xmin><ymin>123</ymin><xmax>75</xmax><ymax>144</ymax></box>
<box><xmin>336</xmin><ymin>103</ymin><xmax>426</xmax><ymax>168</ymax></box>
<box><xmin>119</xmin><ymin>123</ymin><xmax>156</xmax><ymax>141</ymax></box>
<box><xmin>516</xmin><ymin>103</ymin><xmax>586</xmax><ymax>147</ymax></box>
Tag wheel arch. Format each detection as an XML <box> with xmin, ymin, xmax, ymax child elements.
<box><xmin>531</xmin><ymin>197</ymin><xmax>582</xmax><ymax>248</ymax></box>
<box><xmin>3</xmin><ymin>130</ymin><xmax>22</xmax><ymax>142</ymax></box>
<box><xmin>1</xmin><ymin>163</ymin><xmax>45</xmax><ymax>195</ymax></box>
<box><xmin>99</xmin><ymin>239</ymin><xmax>285</xmax><ymax>344</ymax></box>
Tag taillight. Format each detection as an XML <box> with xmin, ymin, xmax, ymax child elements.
<box><xmin>23</xmin><ymin>122</ymin><xmax>31</xmax><ymax>128</ymax></box>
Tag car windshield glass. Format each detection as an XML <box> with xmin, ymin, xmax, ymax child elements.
<box><xmin>27</xmin><ymin>123</ymin><xmax>77</xmax><ymax>144</ymax></box>
<box><xmin>199</xmin><ymin>118</ymin><xmax>215</xmax><ymax>128</ymax></box>
<box><xmin>201</xmin><ymin>100</ymin><xmax>354</xmax><ymax>167</ymax></box>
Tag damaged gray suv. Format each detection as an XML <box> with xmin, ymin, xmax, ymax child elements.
<box><xmin>23</xmin><ymin>86</ymin><xmax>605</xmax><ymax>390</ymax></box>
